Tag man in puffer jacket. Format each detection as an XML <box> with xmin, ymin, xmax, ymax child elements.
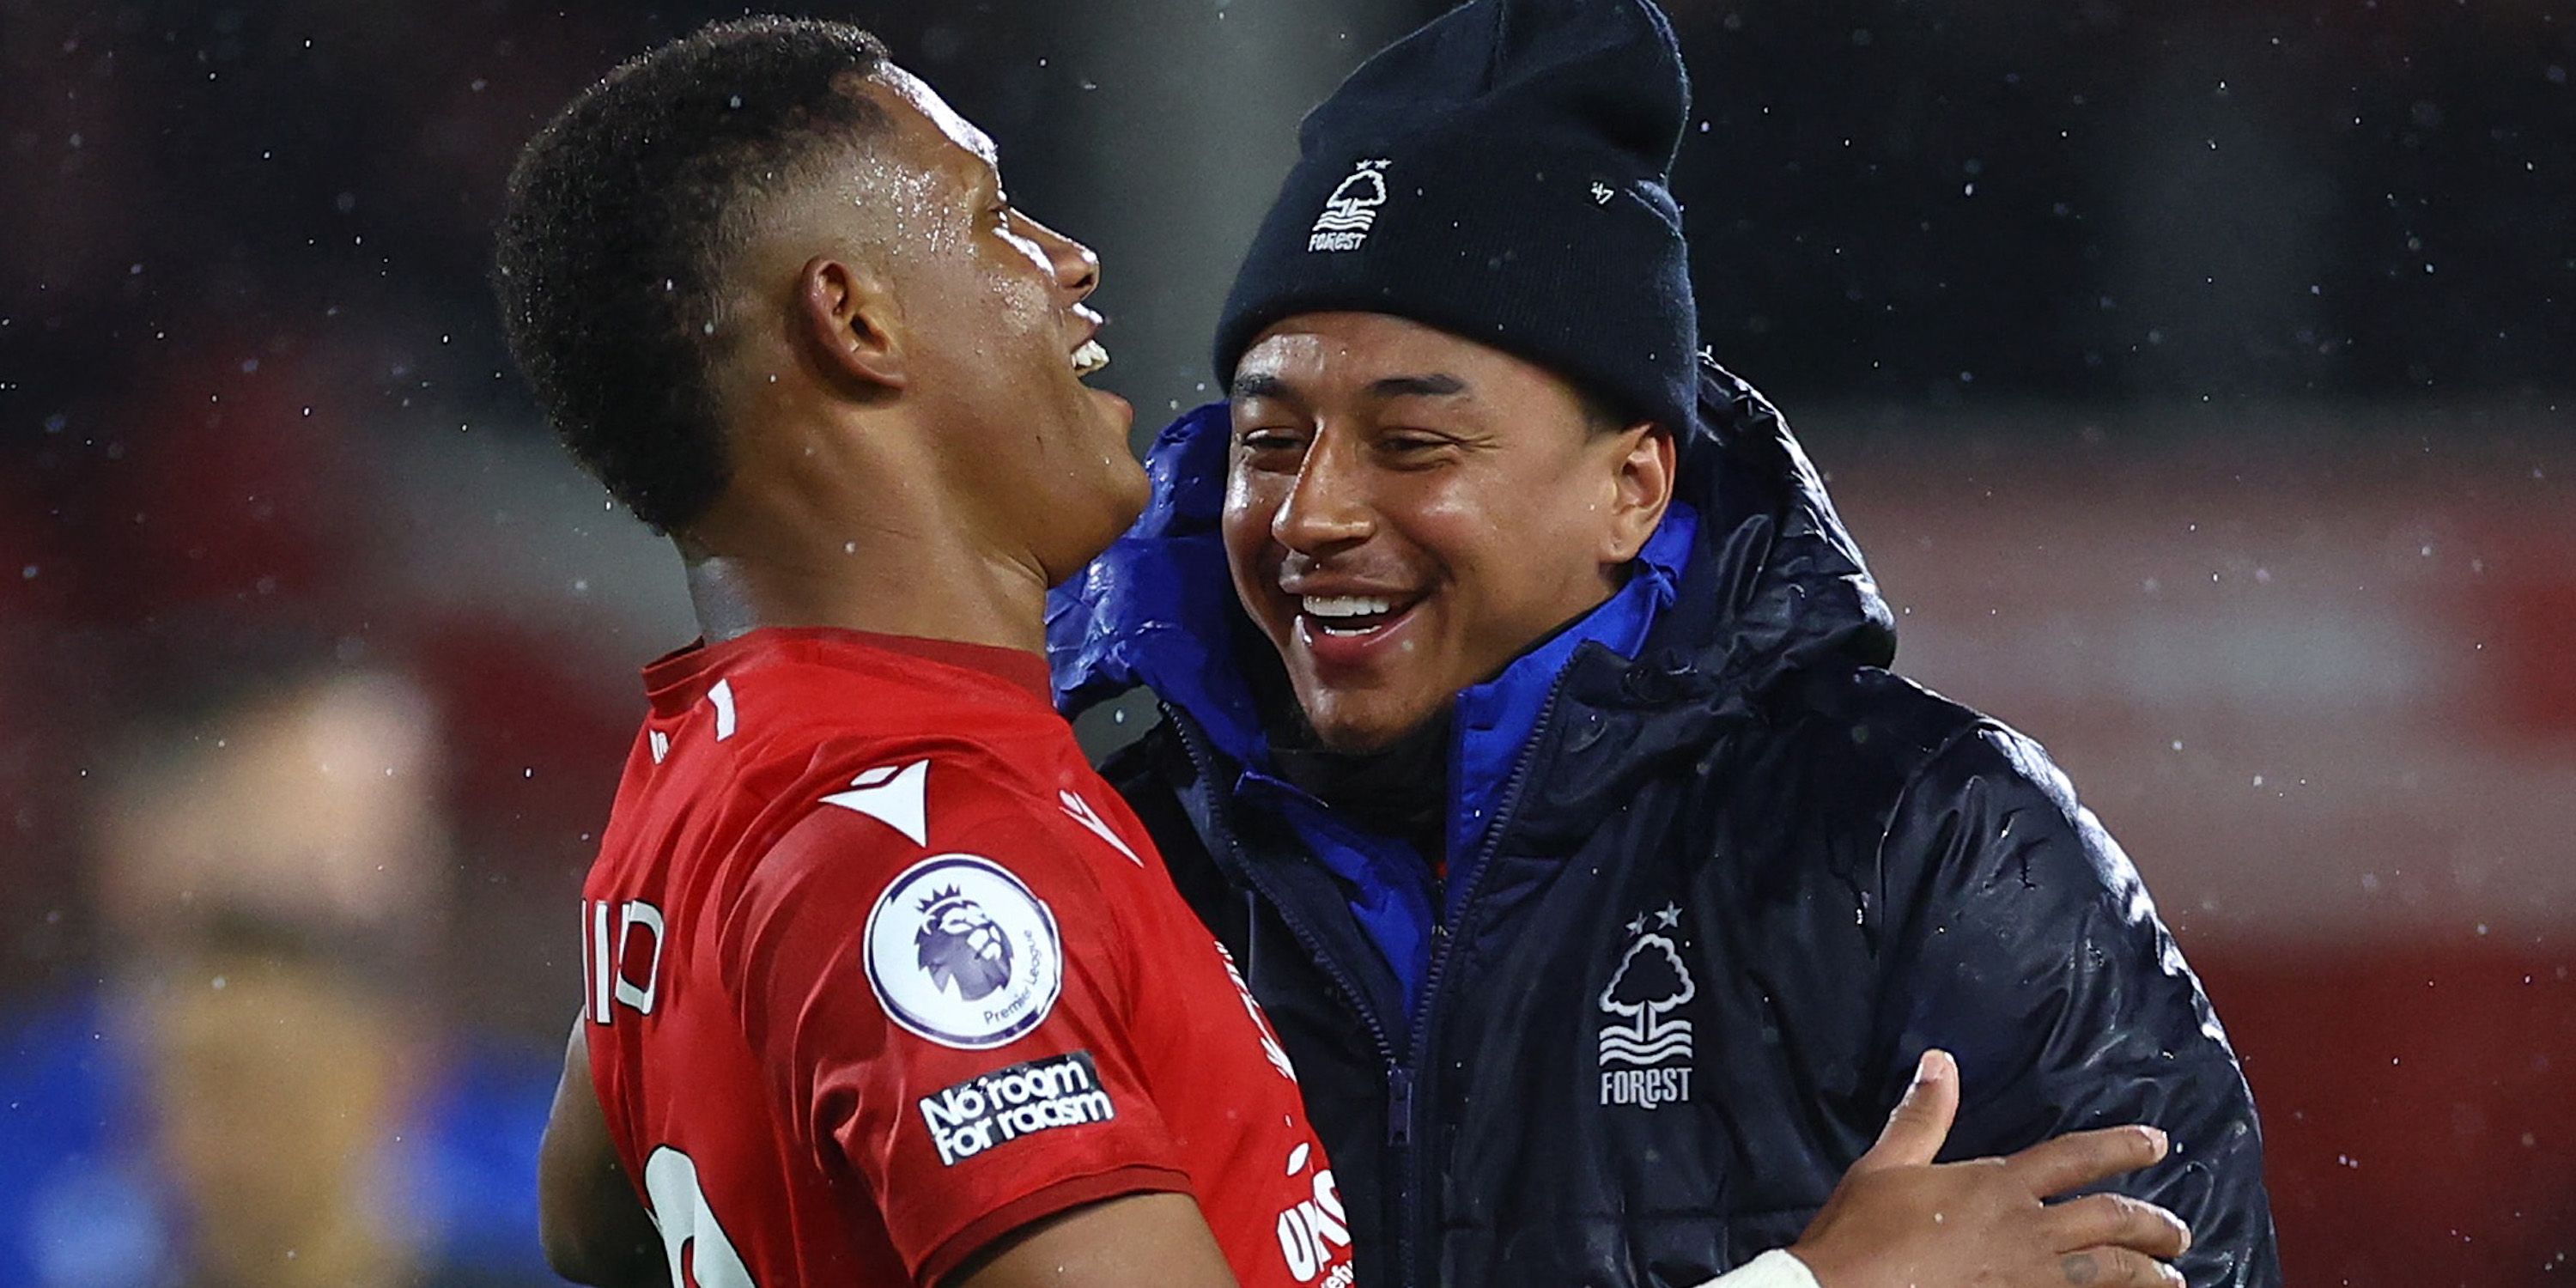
<box><xmin>1049</xmin><ymin>0</ymin><xmax>2279</xmax><ymax>1285</ymax></box>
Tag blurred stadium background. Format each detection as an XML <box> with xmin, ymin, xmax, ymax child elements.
<box><xmin>2</xmin><ymin>1</ymin><xmax>2568</xmax><ymax>1284</ymax></box>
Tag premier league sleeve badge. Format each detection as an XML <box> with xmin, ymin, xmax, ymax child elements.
<box><xmin>863</xmin><ymin>854</ymin><xmax>1066</xmax><ymax>1050</ymax></box>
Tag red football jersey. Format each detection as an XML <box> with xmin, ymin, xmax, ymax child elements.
<box><xmin>578</xmin><ymin>628</ymin><xmax>1351</xmax><ymax>1288</ymax></box>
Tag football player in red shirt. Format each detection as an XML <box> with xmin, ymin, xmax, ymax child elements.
<box><xmin>494</xmin><ymin>16</ymin><xmax>2189</xmax><ymax>1288</ymax></box>
<box><xmin>494</xmin><ymin>17</ymin><xmax>1346</xmax><ymax>1288</ymax></box>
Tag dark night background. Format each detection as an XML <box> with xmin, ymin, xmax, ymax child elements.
<box><xmin>3</xmin><ymin>2</ymin><xmax>2570</xmax><ymax>1285</ymax></box>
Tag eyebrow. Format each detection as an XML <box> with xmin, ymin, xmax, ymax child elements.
<box><xmin>1228</xmin><ymin>371</ymin><xmax>1471</xmax><ymax>402</ymax></box>
<box><xmin>1231</xmin><ymin>371</ymin><xmax>1295</xmax><ymax>402</ymax></box>
<box><xmin>1365</xmin><ymin>373</ymin><xmax>1467</xmax><ymax>399</ymax></box>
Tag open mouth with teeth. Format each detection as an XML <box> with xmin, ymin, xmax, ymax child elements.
<box><xmin>1069</xmin><ymin>337</ymin><xmax>1109</xmax><ymax>378</ymax></box>
<box><xmin>1300</xmin><ymin>592</ymin><xmax>1420</xmax><ymax>638</ymax></box>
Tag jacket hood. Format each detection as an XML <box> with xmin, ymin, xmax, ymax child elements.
<box><xmin>1047</xmin><ymin>361</ymin><xmax>1894</xmax><ymax>799</ymax></box>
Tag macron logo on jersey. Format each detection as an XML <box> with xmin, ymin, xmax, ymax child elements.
<box><xmin>1059</xmin><ymin>789</ymin><xmax>1143</xmax><ymax>866</ymax></box>
<box><xmin>823</xmin><ymin>760</ymin><xmax>931</xmax><ymax>847</ymax></box>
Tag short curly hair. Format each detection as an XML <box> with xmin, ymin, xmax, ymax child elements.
<box><xmin>494</xmin><ymin>17</ymin><xmax>891</xmax><ymax>533</ymax></box>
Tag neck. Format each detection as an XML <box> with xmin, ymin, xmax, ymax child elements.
<box><xmin>681</xmin><ymin>540</ymin><xmax>1050</xmax><ymax>655</ymax></box>
<box><xmin>677</xmin><ymin>477</ymin><xmax>1054</xmax><ymax>658</ymax></box>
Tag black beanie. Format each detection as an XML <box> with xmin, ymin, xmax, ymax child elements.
<box><xmin>1214</xmin><ymin>0</ymin><xmax>1698</xmax><ymax>433</ymax></box>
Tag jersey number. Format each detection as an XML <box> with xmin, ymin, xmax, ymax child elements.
<box><xmin>641</xmin><ymin>1146</ymin><xmax>756</xmax><ymax>1288</ymax></box>
<box><xmin>584</xmin><ymin>898</ymin><xmax>667</xmax><ymax>1024</ymax></box>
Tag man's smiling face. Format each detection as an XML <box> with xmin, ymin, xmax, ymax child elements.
<box><xmin>1220</xmin><ymin>312</ymin><xmax>1674</xmax><ymax>752</ymax></box>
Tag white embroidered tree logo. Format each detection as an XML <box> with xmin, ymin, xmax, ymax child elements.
<box><xmin>1597</xmin><ymin>933</ymin><xmax>1696</xmax><ymax>1068</ymax></box>
<box><xmin>1308</xmin><ymin>159</ymin><xmax>1391</xmax><ymax>252</ymax></box>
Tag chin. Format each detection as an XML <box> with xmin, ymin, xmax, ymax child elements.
<box><xmin>1307</xmin><ymin>723</ymin><xmax>1385</xmax><ymax>754</ymax></box>
<box><xmin>1302</xmin><ymin>695</ymin><xmax>1431</xmax><ymax>755</ymax></box>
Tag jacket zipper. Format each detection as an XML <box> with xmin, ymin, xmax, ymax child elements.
<box><xmin>1396</xmin><ymin>673</ymin><xmax>1572</xmax><ymax>1288</ymax></box>
<box><xmin>1163</xmin><ymin>703</ymin><xmax>1411</xmax><ymax>1106</ymax></box>
<box><xmin>1386</xmin><ymin>1065</ymin><xmax>1414</xmax><ymax>1146</ymax></box>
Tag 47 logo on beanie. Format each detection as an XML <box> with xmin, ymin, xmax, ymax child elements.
<box><xmin>1308</xmin><ymin>159</ymin><xmax>1391</xmax><ymax>252</ymax></box>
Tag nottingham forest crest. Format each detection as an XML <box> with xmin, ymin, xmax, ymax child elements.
<box><xmin>1599</xmin><ymin>902</ymin><xmax>1697</xmax><ymax>1110</ymax></box>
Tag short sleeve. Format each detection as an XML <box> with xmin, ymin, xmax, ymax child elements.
<box><xmin>720</xmin><ymin>773</ymin><xmax>1194</xmax><ymax>1285</ymax></box>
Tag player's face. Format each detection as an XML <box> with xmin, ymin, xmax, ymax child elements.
<box><xmin>860</xmin><ymin>70</ymin><xmax>1144</xmax><ymax>584</ymax></box>
<box><xmin>1223</xmin><ymin>312</ymin><xmax>1659</xmax><ymax>752</ymax></box>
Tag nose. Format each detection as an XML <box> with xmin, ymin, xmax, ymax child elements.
<box><xmin>1271</xmin><ymin>430</ymin><xmax>1374</xmax><ymax>554</ymax></box>
<box><xmin>1017</xmin><ymin>212</ymin><xmax>1101</xmax><ymax>306</ymax></box>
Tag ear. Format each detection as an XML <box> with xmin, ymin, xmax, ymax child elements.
<box><xmin>1598</xmin><ymin>422</ymin><xmax>1675</xmax><ymax>565</ymax></box>
<box><xmin>796</xmin><ymin>255</ymin><xmax>908</xmax><ymax>392</ymax></box>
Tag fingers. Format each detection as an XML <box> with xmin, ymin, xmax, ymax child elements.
<box><xmin>2000</xmin><ymin>1123</ymin><xmax>2169</xmax><ymax>1198</ymax></box>
<box><xmin>2041</xmin><ymin>1193</ymin><xmax>2190</xmax><ymax>1261</ymax></box>
<box><xmin>2055</xmin><ymin>1245</ymin><xmax>2184</xmax><ymax>1287</ymax></box>
<box><xmin>1852</xmin><ymin>1048</ymin><xmax>1959</xmax><ymax>1173</ymax></box>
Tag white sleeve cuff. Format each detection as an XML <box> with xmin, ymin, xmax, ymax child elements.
<box><xmin>1690</xmin><ymin>1249</ymin><xmax>1822</xmax><ymax>1288</ymax></box>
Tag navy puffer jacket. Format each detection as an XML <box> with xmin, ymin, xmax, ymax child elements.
<box><xmin>1048</xmin><ymin>363</ymin><xmax>2279</xmax><ymax>1288</ymax></box>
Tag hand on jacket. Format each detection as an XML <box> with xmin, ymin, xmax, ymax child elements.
<box><xmin>1789</xmin><ymin>1050</ymin><xmax>2190</xmax><ymax>1288</ymax></box>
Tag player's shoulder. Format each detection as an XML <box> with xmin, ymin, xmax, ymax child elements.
<box><xmin>724</xmin><ymin>686</ymin><xmax>1110</xmax><ymax>890</ymax></box>
<box><xmin>724</xmin><ymin>735</ymin><xmax>1129</xmax><ymax>1052</ymax></box>
<box><xmin>707</xmin><ymin>655</ymin><xmax>1066</xmax><ymax>798</ymax></box>
<box><xmin>775</xmin><ymin>732</ymin><xmax>1084</xmax><ymax>858</ymax></box>
<box><xmin>668</xmin><ymin>641</ymin><xmax>1116</xmax><ymax>897</ymax></box>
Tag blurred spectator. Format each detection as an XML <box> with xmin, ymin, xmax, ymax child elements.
<box><xmin>0</xmin><ymin>647</ymin><xmax>556</xmax><ymax>1288</ymax></box>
